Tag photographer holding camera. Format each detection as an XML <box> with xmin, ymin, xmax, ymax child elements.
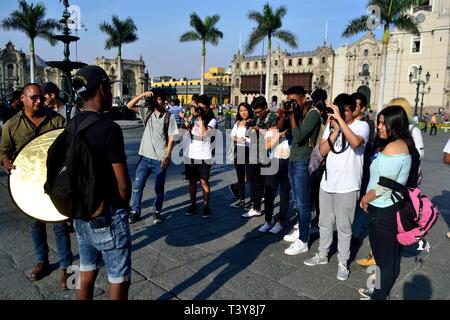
<box><xmin>241</xmin><ymin>96</ymin><xmax>278</xmax><ymax>218</ymax></box>
<box><xmin>303</xmin><ymin>94</ymin><xmax>369</xmax><ymax>281</ymax></box>
<box><xmin>183</xmin><ymin>94</ymin><xmax>217</xmax><ymax>218</ymax></box>
<box><xmin>282</xmin><ymin>86</ymin><xmax>321</xmax><ymax>256</ymax></box>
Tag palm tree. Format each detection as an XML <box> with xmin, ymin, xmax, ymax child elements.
<box><xmin>343</xmin><ymin>0</ymin><xmax>422</xmax><ymax>114</ymax></box>
<box><xmin>2</xmin><ymin>0</ymin><xmax>60</xmax><ymax>83</ymax></box>
<box><xmin>180</xmin><ymin>13</ymin><xmax>223</xmax><ymax>94</ymax></box>
<box><xmin>245</xmin><ymin>3</ymin><xmax>298</xmax><ymax>102</ymax></box>
<box><xmin>100</xmin><ymin>15</ymin><xmax>138</xmax><ymax>99</ymax></box>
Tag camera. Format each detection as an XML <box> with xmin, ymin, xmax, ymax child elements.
<box><xmin>246</xmin><ymin>118</ymin><xmax>257</xmax><ymax>128</ymax></box>
<box><xmin>326</xmin><ymin>104</ymin><xmax>346</xmax><ymax>118</ymax></box>
<box><xmin>283</xmin><ymin>99</ymin><xmax>298</xmax><ymax>111</ymax></box>
<box><xmin>193</xmin><ymin>106</ymin><xmax>202</xmax><ymax>114</ymax></box>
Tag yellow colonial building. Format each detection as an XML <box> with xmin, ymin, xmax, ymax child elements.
<box><xmin>151</xmin><ymin>67</ymin><xmax>231</xmax><ymax>105</ymax></box>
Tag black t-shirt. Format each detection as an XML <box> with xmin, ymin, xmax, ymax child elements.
<box><xmin>2</xmin><ymin>104</ymin><xmax>20</xmax><ymax>124</ymax></box>
<box><xmin>72</xmin><ymin>111</ymin><xmax>128</xmax><ymax>208</ymax></box>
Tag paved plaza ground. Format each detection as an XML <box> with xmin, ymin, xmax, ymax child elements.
<box><xmin>0</xmin><ymin>120</ymin><xmax>449</xmax><ymax>300</ymax></box>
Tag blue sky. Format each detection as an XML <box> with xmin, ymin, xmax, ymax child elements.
<box><xmin>0</xmin><ymin>0</ymin><xmax>379</xmax><ymax>78</ymax></box>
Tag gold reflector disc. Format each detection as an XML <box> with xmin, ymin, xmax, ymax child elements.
<box><xmin>8</xmin><ymin>129</ymin><xmax>67</xmax><ymax>222</ymax></box>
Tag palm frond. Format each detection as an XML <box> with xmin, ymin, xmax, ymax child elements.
<box><xmin>273</xmin><ymin>30</ymin><xmax>298</xmax><ymax>48</ymax></box>
<box><xmin>189</xmin><ymin>12</ymin><xmax>206</xmax><ymax>37</ymax></box>
<box><xmin>393</xmin><ymin>13</ymin><xmax>420</xmax><ymax>36</ymax></box>
<box><xmin>342</xmin><ymin>15</ymin><xmax>370</xmax><ymax>37</ymax></box>
<box><xmin>180</xmin><ymin>31</ymin><xmax>201</xmax><ymax>42</ymax></box>
<box><xmin>244</xmin><ymin>28</ymin><xmax>266</xmax><ymax>54</ymax></box>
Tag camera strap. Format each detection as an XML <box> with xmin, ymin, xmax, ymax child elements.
<box><xmin>327</xmin><ymin>123</ymin><xmax>349</xmax><ymax>154</ymax></box>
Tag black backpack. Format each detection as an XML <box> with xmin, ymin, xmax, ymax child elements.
<box><xmin>44</xmin><ymin>113</ymin><xmax>106</xmax><ymax>219</ymax></box>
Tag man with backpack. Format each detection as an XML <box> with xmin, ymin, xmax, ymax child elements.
<box><xmin>0</xmin><ymin>83</ymin><xmax>73</xmax><ymax>289</ymax></box>
<box><xmin>61</xmin><ymin>65</ymin><xmax>132</xmax><ymax>299</ymax></box>
<box><xmin>303</xmin><ymin>94</ymin><xmax>369</xmax><ymax>281</ymax></box>
<box><xmin>126</xmin><ymin>89</ymin><xmax>179</xmax><ymax>224</ymax></box>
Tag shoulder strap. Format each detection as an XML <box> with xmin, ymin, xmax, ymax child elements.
<box><xmin>163</xmin><ymin>111</ymin><xmax>171</xmax><ymax>144</ymax></box>
<box><xmin>378</xmin><ymin>176</ymin><xmax>408</xmax><ymax>194</ymax></box>
<box><xmin>66</xmin><ymin>104</ymin><xmax>73</xmax><ymax>121</ymax></box>
<box><xmin>70</xmin><ymin>113</ymin><xmax>103</xmax><ymax>135</ymax></box>
<box><xmin>143</xmin><ymin>109</ymin><xmax>154</xmax><ymax>126</ymax></box>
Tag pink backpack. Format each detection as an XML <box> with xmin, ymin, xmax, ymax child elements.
<box><xmin>378</xmin><ymin>177</ymin><xmax>439</xmax><ymax>246</ymax></box>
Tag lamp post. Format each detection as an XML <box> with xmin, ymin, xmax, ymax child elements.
<box><xmin>409</xmin><ymin>65</ymin><xmax>430</xmax><ymax>116</ymax></box>
<box><xmin>185</xmin><ymin>80</ymin><xmax>188</xmax><ymax>106</ymax></box>
<box><xmin>419</xmin><ymin>84</ymin><xmax>431</xmax><ymax>118</ymax></box>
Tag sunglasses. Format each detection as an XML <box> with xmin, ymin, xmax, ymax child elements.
<box><xmin>27</xmin><ymin>94</ymin><xmax>45</xmax><ymax>102</ymax></box>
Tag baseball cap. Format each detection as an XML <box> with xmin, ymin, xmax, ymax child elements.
<box><xmin>72</xmin><ymin>65</ymin><xmax>112</xmax><ymax>94</ymax></box>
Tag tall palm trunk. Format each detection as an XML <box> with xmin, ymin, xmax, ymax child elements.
<box><xmin>117</xmin><ymin>45</ymin><xmax>122</xmax><ymax>99</ymax></box>
<box><xmin>201</xmin><ymin>40</ymin><xmax>205</xmax><ymax>94</ymax></box>
<box><xmin>376</xmin><ymin>25</ymin><xmax>390</xmax><ymax>115</ymax></box>
<box><xmin>265</xmin><ymin>36</ymin><xmax>271</xmax><ymax>102</ymax></box>
<box><xmin>29</xmin><ymin>38</ymin><xmax>35</xmax><ymax>83</ymax></box>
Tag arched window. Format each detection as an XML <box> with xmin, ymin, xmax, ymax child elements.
<box><xmin>236</xmin><ymin>63</ymin><xmax>240</xmax><ymax>69</ymax></box>
<box><xmin>362</xmin><ymin>64</ymin><xmax>369</xmax><ymax>76</ymax></box>
<box><xmin>7</xmin><ymin>64</ymin><xmax>14</xmax><ymax>78</ymax></box>
<box><xmin>321</xmin><ymin>56</ymin><xmax>326</xmax><ymax>64</ymax></box>
<box><xmin>274</xmin><ymin>60</ymin><xmax>278</xmax><ymax>66</ymax></box>
<box><xmin>408</xmin><ymin>65</ymin><xmax>420</xmax><ymax>82</ymax></box>
<box><xmin>273</xmin><ymin>74</ymin><xmax>278</xmax><ymax>86</ymax></box>
<box><xmin>320</xmin><ymin>75</ymin><xmax>325</xmax><ymax>86</ymax></box>
<box><xmin>235</xmin><ymin>78</ymin><xmax>239</xmax><ymax>88</ymax></box>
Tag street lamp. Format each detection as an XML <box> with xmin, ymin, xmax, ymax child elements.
<box><xmin>409</xmin><ymin>65</ymin><xmax>430</xmax><ymax>116</ymax></box>
<box><xmin>419</xmin><ymin>85</ymin><xmax>431</xmax><ymax>118</ymax></box>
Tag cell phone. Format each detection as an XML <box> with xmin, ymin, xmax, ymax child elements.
<box><xmin>88</xmin><ymin>215</ymin><xmax>112</xmax><ymax>229</ymax></box>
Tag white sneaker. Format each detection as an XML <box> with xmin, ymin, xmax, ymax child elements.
<box><xmin>242</xmin><ymin>208</ymin><xmax>263</xmax><ymax>218</ymax></box>
<box><xmin>284</xmin><ymin>239</ymin><xmax>309</xmax><ymax>255</ymax></box>
<box><xmin>337</xmin><ymin>263</ymin><xmax>350</xmax><ymax>281</ymax></box>
<box><xmin>283</xmin><ymin>228</ymin><xmax>299</xmax><ymax>242</ymax></box>
<box><xmin>303</xmin><ymin>253</ymin><xmax>328</xmax><ymax>266</ymax></box>
<box><xmin>269</xmin><ymin>222</ymin><xmax>283</xmax><ymax>234</ymax></box>
<box><xmin>258</xmin><ymin>220</ymin><xmax>274</xmax><ymax>232</ymax></box>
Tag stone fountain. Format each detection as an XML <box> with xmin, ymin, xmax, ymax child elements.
<box><xmin>46</xmin><ymin>0</ymin><xmax>86</xmax><ymax>106</ymax></box>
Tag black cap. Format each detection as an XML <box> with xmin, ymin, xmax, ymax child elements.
<box><xmin>73</xmin><ymin>65</ymin><xmax>111</xmax><ymax>94</ymax></box>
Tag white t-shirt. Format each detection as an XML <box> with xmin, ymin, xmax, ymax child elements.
<box><xmin>231</xmin><ymin>122</ymin><xmax>250</xmax><ymax>147</ymax></box>
<box><xmin>320</xmin><ymin>120</ymin><xmax>370</xmax><ymax>193</ymax></box>
<box><xmin>185</xmin><ymin>118</ymin><xmax>217</xmax><ymax>160</ymax></box>
<box><xmin>444</xmin><ymin>138</ymin><xmax>450</xmax><ymax>153</ymax></box>
<box><xmin>265</xmin><ymin>129</ymin><xmax>290</xmax><ymax>159</ymax></box>
<box><xmin>409</xmin><ymin>124</ymin><xmax>424</xmax><ymax>159</ymax></box>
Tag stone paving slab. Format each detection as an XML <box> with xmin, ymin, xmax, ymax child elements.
<box><xmin>0</xmin><ymin>123</ymin><xmax>449</xmax><ymax>300</ymax></box>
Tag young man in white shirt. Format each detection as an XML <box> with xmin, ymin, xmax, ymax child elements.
<box><xmin>183</xmin><ymin>94</ymin><xmax>217</xmax><ymax>218</ymax></box>
<box><xmin>303</xmin><ymin>93</ymin><xmax>369</xmax><ymax>281</ymax></box>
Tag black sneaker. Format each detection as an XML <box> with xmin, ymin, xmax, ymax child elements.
<box><xmin>153</xmin><ymin>211</ymin><xmax>163</xmax><ymax>224</ymax></box>
<box><xmin>129</xmin><ymin>211</ymin><xmax>140</xmax><ymax>224</ymax></box>
<box><xmin>244</xmin><ymin>201</ymin><xmax>254</xmax><ymax>209</ymax></box>
<box><xmin>229</xmin><ymin>183</ymin><xmax>239</xmax><ymax>200</ymax></box>
<box><xmin>202</xmin><ymin>206</ymin><xmax>212</xmax><ymax>219</ymax></box>
<box><xmin>185</xmin><ymin>204</ymin><xmax>197</xmax><ymax>216</ymax></box>
<box><xmin>233</xmin><ymin>200</ymin><xmax>246</xmax><ymax>208</ymax></box>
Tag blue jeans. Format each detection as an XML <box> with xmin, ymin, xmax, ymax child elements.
<box><xmin>288</xmin><ymin>160</ymin><xmax>311</xmax><ymax>243</ymax></box>
<box><xmin>130</xmin><ymin>156</ymin><xmax>167</xmax><ymax>213</ymax></box>
<box><xmin>74</xmin><ymin>207</ymin><xmax>131</xmax><ymax>284</ymax></box>
<box><xmin>31</xmin><ymin>220</ymin><xmax>73</xmax><ymax>269</ymax></box>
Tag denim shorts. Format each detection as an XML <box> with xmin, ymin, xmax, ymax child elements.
<box><xmin>74</xmin><ymin>207</ymin><xmax>131</xmax><ymax>284</ymax></box>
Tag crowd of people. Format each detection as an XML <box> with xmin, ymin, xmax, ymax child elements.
<box><xmin>0</xmin><ymin>64</ymin><xmax>449</xmax><ymax>301</ymax></box>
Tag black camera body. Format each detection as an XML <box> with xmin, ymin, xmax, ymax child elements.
<box><xmin>326</xmin><ymin>103</ymin><xmax>346</xmax><ymax>119</ymax></box>
<box><xmin>283</xmin><ymin>99</ymin><xmax>298</xmax><ymax>111</ymax></box>
<box><xmin>193</xmin><ymin>106</ymin><xmax>202</xmax><ymax>114</ymax></box>
<box><xmin>246</xmin><ymin>118</ymin><xmax>257</xmax><ymax>128</ymax></box>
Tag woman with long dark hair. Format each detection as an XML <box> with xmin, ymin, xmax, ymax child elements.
<box><xmin>358</xmin><ymin>105</ymin><xmax>414</xmax><ymax>300</ymax></box>
<box><xmin>229</xmin><ymin>102</ymin><xmax>254</xmax><ymax>207</ymax></box>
